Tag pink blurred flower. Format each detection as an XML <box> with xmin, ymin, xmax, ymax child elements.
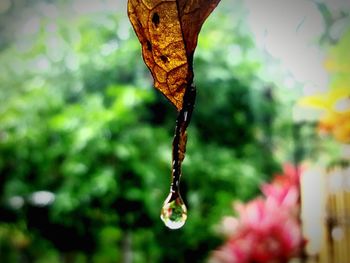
<box><xmin>210</xmin><ymin>164</ymin><xmax>304</xmax><ymax>263</ymax></box>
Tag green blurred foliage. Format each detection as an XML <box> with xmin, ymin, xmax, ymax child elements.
<box><xmin>0</xmin><ymin>1</ymin><xmax>302</xmax><ymax>262</ymax></box>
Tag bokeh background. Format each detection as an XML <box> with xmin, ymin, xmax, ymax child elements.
<box><xmin>0</xmin><ymin>0</ymin><xmax>349</xmax><ymax>262</ymax></box>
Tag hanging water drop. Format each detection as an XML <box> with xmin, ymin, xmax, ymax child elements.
<box><xmin>160</xmin><ymin>85</ymin><xmax>196</xmax><ymax>229</ymax></box>
<box><xmin>160</xmin><ymin>192</ymin><xmax>187</xmax><ymax>229</ymax></box>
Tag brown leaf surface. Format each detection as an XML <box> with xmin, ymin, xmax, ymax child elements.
<box><xmin>127</xmin><ymin>0</ymin><xmax>220</xmax><ymax>110</ymax></box>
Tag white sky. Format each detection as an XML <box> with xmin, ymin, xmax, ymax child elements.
<box><xmin>245</xmin><ymin>0</ymin><xmax>330</xmax><ymax>92</ymax></box>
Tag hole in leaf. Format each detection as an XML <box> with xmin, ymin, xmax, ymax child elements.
<box><xmin>146</xmin><ymin>40</ymin><xmax>152</xmax><ymax>51</ymax></box>
<box><xmin>160</xmin><ymin>55</ymin><xmax>169</xmax><ymax>63</ymax></box>
<box><xmin>152</xmin><ymin>13</ymin><xmax>160</xmax><ymax>27</ymax></box>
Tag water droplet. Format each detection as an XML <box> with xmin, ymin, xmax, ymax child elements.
<box><xmin>160</xmin><ymin>192</ymin><xmax>187</xmax><ymax>229</ymax></box>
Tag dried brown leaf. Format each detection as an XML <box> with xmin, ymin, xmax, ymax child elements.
<box><xmin>127</xmin><ymin>0</ymin><xmax>220</xmax><ymax>110</ymax></box>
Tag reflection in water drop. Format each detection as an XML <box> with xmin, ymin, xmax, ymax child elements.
<box><xmin>160</xmin><ymin>192</ymin><xmax>187</xmax><ymax>229</ymax></box>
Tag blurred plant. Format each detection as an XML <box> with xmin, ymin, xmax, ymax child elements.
<box><xmin>209</xmin><ymin>164</ymin><xmax>304</xmax><ymax>263</ymax></box>
<box><xmin>299</xmin><ymin>29</ymin><xmax>350</xmax><ymax>144</ymax></box>
<box><xmin>299</xmin><ymin>87</ymin><xmax>350</xmax><ymax>143</ymax></box>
